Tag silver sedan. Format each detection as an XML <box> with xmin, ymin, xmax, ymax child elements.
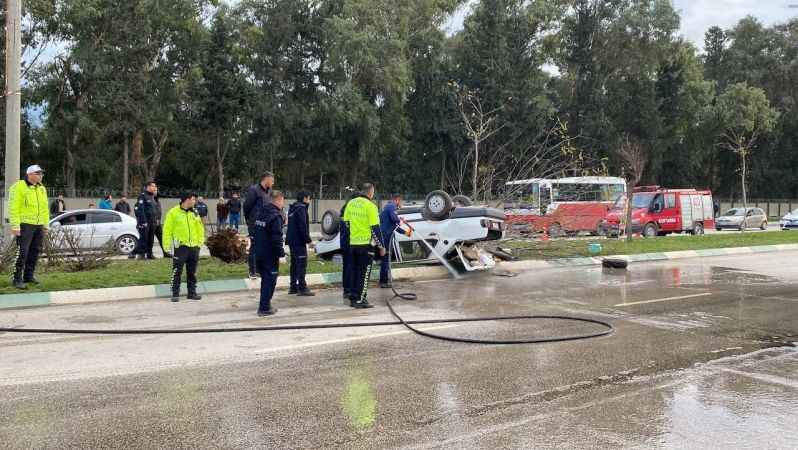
<box><xmin>49</xmin><ymin>209</ymin><xmax>140</xmax><ymax>254</ymax></box>
<box><xmin>715</xmin><ymin>207</ymin><xmax>768</xmax><ymax>231</ymax></box>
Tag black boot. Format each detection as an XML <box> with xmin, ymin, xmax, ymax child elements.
<box><xmin>187</xmin><ymin>293</ymin><xmax>202</xmax><ymax>301</ymax></box>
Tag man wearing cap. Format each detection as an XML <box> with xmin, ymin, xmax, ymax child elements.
<box><xmin>162</xmin><ymin>193</ymin><xmax>205</xmax><ymax>302</ymax></box>
<box><xmin>8</xmin><ymin>165</ymin><xmax>50</xmax><ymax>289</ymax></box>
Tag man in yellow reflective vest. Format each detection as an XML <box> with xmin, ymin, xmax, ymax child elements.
<box><xmin>162</xmin><ymin>192</ymin><xmax>206</xmax><ymax>302</ymax></box>
<box><xmin>343</xmin><ymin>183</ymin><xmax>385</xmax><ymax>309</ymax></box>
<box><xmin>8</xmin><ymin>165</ymin><xmax>50</xmax><ymax>290</ymax></box>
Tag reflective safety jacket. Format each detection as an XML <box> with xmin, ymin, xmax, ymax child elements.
<box><xmin>9</xmin><ymin>180</ymin><xmax>49</xmax><ymax>229</ymax></box>
<box><xmin>162</xmin><ymin>206</ymin><xmax>205</xmax><ymax>251</ymax></box>
<box><xmin>343</xmin><ymin>195</ymin><xmax>380</xmax><ymax>246</ymax></box>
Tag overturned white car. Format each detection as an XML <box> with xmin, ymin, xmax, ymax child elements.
<box><xmin>314</xmin><ymin>191</ymin><xmax>506</xmax><ymax>270</ymax></box>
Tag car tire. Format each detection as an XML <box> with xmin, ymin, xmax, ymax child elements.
<box><xmin>321</xmin><ymin>210</ymin><xmax>341</xmax><ymax>240</ymax></box>
<box><xmin>760</xmin><ymin>221</ymin><xmax>768</xmax><ymax>231</ymax></box>
<box><xmin>643</xmin><ymin>223</ymin><xmax>658</xmax><ymax>238</ymax></box>
<box><xmin>452</xmin><ymin>195</ymin><xmax>473</xmax><ymax>207</ymax></box>
<box><xmin>116</xmin><ymin>235</ymin><xmax>138</xmax><ymax>254</ymax></box>
<box><xmin>423</xmin><ymin>190</ymin><xmax>453</xmax><ymax>221</ymax></box>
<box><xmin>602</xmin><ymin>258</ymin><xmax>628</xmax><ymax>269</ymax></box>
<box><xmin>693</xmin><ymin>222</ymin><xmax>704</xmax><ymax>236</ymax></box>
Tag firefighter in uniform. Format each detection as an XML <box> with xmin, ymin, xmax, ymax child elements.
<box><xmin>343</xmin><ymin>183</ymin><xmax>385</xmax><ymax>309</ymax></box>
<box><xmin>162</xmin><ymin>193</ymin><xmax>205</xmax><ymax>302</ymax></box>
<box><xmin>8</xmin><ymin>165</ymin><xmax>50</xmax><ymax>290</ymax></box>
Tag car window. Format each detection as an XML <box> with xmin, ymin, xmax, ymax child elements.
<box><xmin>58</xmin><ymin>213</ymin><xmax>88</xmax><ymax>226</ymax></box>
<box><xmin>725</xmin><ymin>209</ymin><xmax>744</xmax><ymax>216</ymax></box>
<box><xmin>89</xmin><ymin>211</ymin><xmax>121</xmax><ymax>224</ymax></box>
<box><xmin>757</xmin><ymin>209</ymin><xmax>766</xmax><ymax>216</ymax></box>
<box><xmin>665</xmin><ymin>194</ymin><xmax>676</xmax><ymax>209</ymax></box>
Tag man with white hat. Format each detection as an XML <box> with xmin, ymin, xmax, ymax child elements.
<box><xmin>8</xmin><ymin>165</ymin><xmax>50</xmax><ymax>289</ymax></box>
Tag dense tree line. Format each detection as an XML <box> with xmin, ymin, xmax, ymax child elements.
<box><xmin>3</xmin><ymin>0</ymin><xmax>797</xmax><ymax>200</ymax></box>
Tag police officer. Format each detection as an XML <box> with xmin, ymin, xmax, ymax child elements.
<box><xmin>254</xmin><ymin>191</ymin><xmax>286</xmax><ymax>317</ymax></box>
<box><xmin>287</xmin><ymin>191</ymin><xmax>314</xmax><ymax>296</ymax></box>
<box><xmin>379</xmin><ymin>193</ymin><xmax>410</xmax><ymax>288</ymax></box>
<box><xmin>343</xmin><ymin>183</ymin><xmax>385</xmax><ymax>309</ymax></box>
<box><xmin>130</xmin><ymin>181</ymin><xmax>160</xmax><ymax>260</ymax></box>
<box><xmin>9</xmin><ymin>165</ymin><xmax>50</xmax><ymax>289</ymax></box>
<box><xmin>163</xmin><ymin>193</ymin><xmax>205</xmax><ymax>302</ymax></box>
<box><xmin>243</xmin><ymin>172</ymin><xmax>274</xmax><ymax>278</ymax></box>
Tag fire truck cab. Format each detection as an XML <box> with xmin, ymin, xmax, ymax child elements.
<box><xmin>602</xmin><ymin>186</ymin><xmax>716</xmax><ymax>238</ymax></box>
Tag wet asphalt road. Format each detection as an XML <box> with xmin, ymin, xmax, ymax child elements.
<box><xmin>1</xmin><ymin>252</ymin><xmax>798</xmax><ymax>449</ymax></box>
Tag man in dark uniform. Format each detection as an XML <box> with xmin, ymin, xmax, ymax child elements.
<box><xmin>130</xmin><ymin>181</ymin><xmax>159</xmax><ymax>260</ymax></box>
<box><xmin>254</xmin><ymin>191</ymin><xmax>286</xmax><ymax>317</ymax></box>
<box><xmin>379</xmin><ymin>193</ymin><xmax>410</xmax><ymax>288</ymax></box>
<box><xmin>244</xmin><ymin>172</ymin><xmax>274</xmax><ymax>278</ymax></box>
<box><xmin>339</xmin><ymin>196</ymin><xmax>353</xmax><ymax>300</ymax></box>
<box><xmin>287</xmin><ymin>191</ymin><xmax>314</xmax><ymax>296</ymax></box>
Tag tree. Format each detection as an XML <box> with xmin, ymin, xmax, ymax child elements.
<box><xmin>617</xmin><ymin>135</ymin><xmax>647</xmax><ymax>241</ymax></box>
<box><xmin>713</xmin><ymin>83</ymin><xmax>778</xmax><ymax>207</ymax></box>
<box><xmin>454</xmin><ymin>86</ymin><xmax>505</xmax><ymax>200</ymax></box>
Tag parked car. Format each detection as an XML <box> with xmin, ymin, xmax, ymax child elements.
<box><xmin>715</xmin><ymin>208</ymin><xmax>768</xmax><ymax>231</ymax></box>
<box><xmin>49</xmin><ymin>209</ymin><xmax>140</xmax><ymax>253</ymax></box>
<box><xmin>780</xmin><ymin>209</ymin><xmax>798</xmax><ymax>230</ymax></box>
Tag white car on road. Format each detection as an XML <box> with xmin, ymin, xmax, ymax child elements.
<box><xmin>314</xmin><ymin>191</ymin><xmax>505</xmax><ymax>270</ymax></box>
<box><xmin>49</xmin><ymin>209</ymin><xmax>140</xmax><ymax>254</ymax></box>
<box><xmin>780</xmin><ymin>209</ymin><xmax>798</xmax><ymax>230</ymax></box>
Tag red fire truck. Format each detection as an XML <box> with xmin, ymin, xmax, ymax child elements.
<box><xmin>601</xmin><ymin>186</ymin><xmax>716</xmax><ymax>237</ymax></box>
<box><xmin>504</xmin><ymin>177</ymin><xmax>626</xmax><ymax>236</ymax></box>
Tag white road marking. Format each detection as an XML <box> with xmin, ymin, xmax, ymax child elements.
<box><xmin>253</xmin><ymin>324</ymin><xmax>461</xmax><ymax>355</ymax></box>
<box><xmin>614</xmin><ymin>292</ymin><xmax>713</xmax><ymax>307</ymax></box>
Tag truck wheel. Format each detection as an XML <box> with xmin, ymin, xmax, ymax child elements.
<box><xmin>452</xmin><ymin>195</ymin><xmax>473</xmax><ymax>207</ymax></box>
<box><xmin>321</xmin><ymin>209</ymin><xmax>340</xmax><ymax>239</ymax></box>
<box><xmin>643</xmin><ymin>223</ymin><xmax>658</xmax><ymax>238</ymax></box>
<box><xmin>423</xmin><ymin>190</ymin><xmax>453</xmax><ymax>221</ymax></box>
<box><xmin>693</xmin><ymin>222</ymin><xmax>704</xmax><ymax>236</ymax></box>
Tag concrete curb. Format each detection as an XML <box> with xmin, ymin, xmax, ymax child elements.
<box><xmin>3</xmin><ymin>243</ymin><xmax>797</xmax><ymax>310</ymax></box>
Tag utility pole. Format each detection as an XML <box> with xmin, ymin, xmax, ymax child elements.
<box><xmin>3</xmin><ymin>0</ymin><xmax>22</xmax><ymax>236</ymax></box>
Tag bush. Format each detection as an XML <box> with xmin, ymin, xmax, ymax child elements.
<box><xmin>46</xmin><ymin>228</ymin><xmax>116</xmax><ymax>272</ymax></box>
<box><xmin>207</xmin><ymin>229</ymin><xmax>248</xmax><ymax>263</ymax></box>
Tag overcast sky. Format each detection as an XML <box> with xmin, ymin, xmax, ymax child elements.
<box><xmin>445</xmin><ymin>0</ymin><xmax>798</xmax><ymax>51</ymax></box>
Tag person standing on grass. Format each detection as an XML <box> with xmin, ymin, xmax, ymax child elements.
<box><xmin>9</xmin><ymin>165</ymin><xmax>50</xmax><ymax>290</ymax></box>
<box><xmin>254</xmin><ymin>191</ymin><xmax>286</xmax><ymax>317</ymax></box>
<box><xmin>227</xmin><ymin>193</ymin><xmax>242</xmax><ymax>232</ymax></box>
<box><xmin>216</xmin><ymin>197</ymin><xmax>229</xmax><ymax>230</ymax></box>
<box><xmin>163</xmin><ymin>193</ymin><xmax>205</xmax><ymax>303</ymax></box>
<box><xmin>130</xmin><ymin>181</ymin><xmax>159</xmax><ymax>260</ymax></box>
<box><xmin>50</xmin><ymin>194</ymin><xmax>66</xmax><ymax>217</ymax></box>
<box><xmin>287</xmin><ymin>191</ymin><xmax>314</xmax><ymax>296</ymax></box>
<box><xmin>115</xmin><ymin>196</ymin><xmax>132</xmax><ymax>215</ymax></box>
<box><xmin>244</xmin><ymin>172</ymin><xmax>274</xmax><ymax>279</ymax></box>
<box><xmin>99</xmin><ymin>195</ymin><xmax>113</xmax><ymax>210</ymax></box>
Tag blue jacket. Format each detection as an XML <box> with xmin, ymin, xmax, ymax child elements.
<box><xmin>98</xmin><ymin>199</ymin><xmax>113</xmax><ymax>210</ymax></box>
<box><xmin>379</xmin><ymin>201</ymin><xmax>407</xmax><ymax>245</ymax></box>
<box><xmin>253</xmin><ymin>203</ymin><xmax>285</xmax><ymax>268</ymax></box>
<box><xmin>286</xmin><ymin>201</ymin><xmax>311</xmax><ymax>247</ymax></box>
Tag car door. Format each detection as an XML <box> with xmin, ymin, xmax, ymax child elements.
<box><xmin>744</xmin><ymin>208</ymin><xmax>757</xmax><ymax>229</ymax></box>
<box><xmin>54</xmin><ymin>212</ymin><xmax>92</xmax><ymax>248</ymax></box>
<box><xmin>88</xmin><ymin>211</ymin><xmax>122</xmax><ymax>248</ymax></box>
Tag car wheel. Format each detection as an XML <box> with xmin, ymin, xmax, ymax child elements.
<box><xmin>760</xmin><ymin>221</ymin><xmax>768</xmax><ymax>231</ymax></box>
<box><xmin>643</xmin><ymin>223</ymin><xmax>658</xmax><ymax>238</ymax></box>
<box><xmin>116</xmin><ymin>235</ymin><xmax>138</xmax><ymax>254</ymax></box>
<box><xmin>548</xmin><ymin>223</ymin><xmax>563</xmax><ymax>238</ymax></box>
<box><xmin>452</xmin><ymin>195</ymin><xmax>473</xmax><ymax>207</ymax></box>
<box><xmin>423</xmin><ymin>190</ymin><xmax>453</xmax><ymax>221</ymax></box>
<box><xmin>693</xmin><ymin>222</ymin><xmax>704</xmax><ymax>236</ymax></box>
<box><xmin>321</xmin><ymin>210</ymin><xmax>340</xmax><ymax>239</ymax></box>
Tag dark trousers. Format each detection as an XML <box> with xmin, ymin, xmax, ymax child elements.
<box><xmin>290</xmin><ymin>245</ymin><xmax>308</xmax><ymax>291</ymax></box>
<box><xmin>257</xmin><ymin>260</ymin><xmax>279</xmax><ymax>312</ymax></box>
<box><xmin>351</xmin><ymin>245</ymin><xmax>374</xmax><ymax>302</ymax></box>
<box><xmin>247</xmin><ymin>229</ymin><xmax>257</xmax><ymax>276</ymax></box>
<box><xmin>154</xmin><ymin>224</ymin><xmax>168</xmax><ymax>256</ymax></box>
<box><xmin>171</xmin><ymin>246</ymin><xmax>200</xmax><ymax>297</ymax></box>
<box><xmin>132</xmin><ymin>224</ymin><xmax>155</xmax><ymax>257</ymax></box>
<box><xmin>341</xmin><ymin>245</ymin><xmax>353</xmax><ymax>295</ymax></box>
<box><xmin>379</xmin><ymin>235</ymin><xmax>394</xmax><ymax>284</ymax></box>
<box><xmin>13</xmin><ymin>224</ymin><xmax>44</xmax><ymax>282</ymax></box>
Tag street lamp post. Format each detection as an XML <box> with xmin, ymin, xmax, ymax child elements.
<box><xmin>3</xmin><ymin>0</ymin><xmax>22</xmax><ymax>236</ymax></box>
